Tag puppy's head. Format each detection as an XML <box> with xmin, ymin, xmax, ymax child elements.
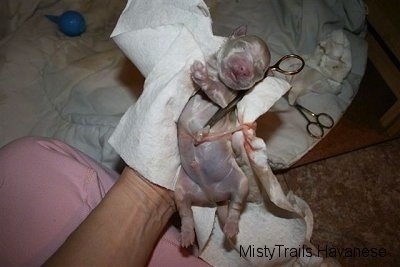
<box><xmin>217</xmin><ymin>34</ymin><xmax>270</xmax><ymax>90</ymax></box>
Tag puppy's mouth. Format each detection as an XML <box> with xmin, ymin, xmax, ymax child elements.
<box><xmin>220</xmin><ymin>66</ymin><xmax>253</xmax><ymax>90</ymax></box>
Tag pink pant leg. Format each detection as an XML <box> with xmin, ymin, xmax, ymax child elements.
<box><xmin>0</xmin><ymin>137</ymin><xmax>209</xmax><ymax>266</ymax></box>
<box><xmin>0</xmin><ymin>137</ymin><xmax>118</xmax><ymax>266</ymax></box>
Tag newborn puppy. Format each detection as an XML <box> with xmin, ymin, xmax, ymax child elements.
<box><xmin>175</xmin><ymin>26</ymin><xmax>270</xmax><ymax>247</ymax></box>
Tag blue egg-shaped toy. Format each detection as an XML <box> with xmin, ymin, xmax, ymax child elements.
<box><xmin>46</xmin><ymin>11</ymin><xmax>86</xmax><ymax>37</ymax></box>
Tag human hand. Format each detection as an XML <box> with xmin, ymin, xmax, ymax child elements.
<box><xmin>44</xmin><ymin>166</ymin><xmax>176</xmax><ymax>267</ymax></box>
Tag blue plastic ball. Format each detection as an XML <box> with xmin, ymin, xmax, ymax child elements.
<box><xmin>57</xmin><ymin>11</ymin><xmax>86</xmax><ymax>37</ymax></box>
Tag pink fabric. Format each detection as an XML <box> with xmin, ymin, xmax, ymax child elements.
<box><xmin>148</xmin><ymin>226</ymin><xmax>209</xmax><ymax>267</ymax></box>
<box><xmin>0</xmin><ymin>137</ymin><xmax>208</xmax><ymax>266</ymax></box>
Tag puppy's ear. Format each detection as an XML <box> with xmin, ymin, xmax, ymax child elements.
<box><xmin>231</xmin><ymin>25</ymin><xmax>247</xmax><ymax>38</ymax></box>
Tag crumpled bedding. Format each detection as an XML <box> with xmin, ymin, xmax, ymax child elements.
<box><xmin>0</xmin><ymin>0</ymin><xmax>134</xmax><ymax>169</ymax></box>
<box><xmin>0</xmin><ymin>0</ymin><xmax>367</xmax><ymax>171</ymax></box>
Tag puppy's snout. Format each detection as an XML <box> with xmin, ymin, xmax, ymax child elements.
<box><xmin>232</xmin><ymin>64</ymin><xmax>250</xmax><ymax>79</ymax></box>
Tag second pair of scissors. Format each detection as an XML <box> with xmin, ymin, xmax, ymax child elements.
<box><xmin>294</xmin><ymin>104</ymin><xmax>334</xmax><ymax>139</ymax></box>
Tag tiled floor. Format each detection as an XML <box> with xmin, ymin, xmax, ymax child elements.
<box><xmin>276</xmin><ymin>138</ymin><xmax>400</xmax><ymax>266</ymax></box>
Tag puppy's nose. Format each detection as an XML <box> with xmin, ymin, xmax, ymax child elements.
<box><xmin>232</xmin><ymin>64</ymin><xmax>250</xmax><ymax>78</ymax></box>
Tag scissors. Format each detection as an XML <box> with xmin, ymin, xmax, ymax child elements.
<box><xmin>294</xmin><ymin>103</ymin><xmax>334</xmax><ymax>138</ymax></box>
<box><xmin>204</xmin><ymin>54</ymin><xmax>305</xmax><ymax>128</ymax></box>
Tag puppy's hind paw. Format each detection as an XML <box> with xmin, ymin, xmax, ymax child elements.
<box><xmin>223</xmin><ymin>220</ymin><xmax>239</xmax><ymax>239</ymax></box>
<box><xmin>180</xmin><ymin>229</ymin><xmax>195</xmax><ymax>248</ymax></box>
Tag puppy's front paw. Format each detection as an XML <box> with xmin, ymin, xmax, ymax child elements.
<box><xmin>191</xmin><ymin>60</ymin><xmax>209</xmax><ymax>87</ymax></box>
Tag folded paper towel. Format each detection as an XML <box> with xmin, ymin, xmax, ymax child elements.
<box><xmin>109</xmin><ymin>0</ymin><xmax>328</xmax><ymax>265</ymax></box>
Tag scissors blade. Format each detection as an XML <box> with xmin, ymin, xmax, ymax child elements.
<box><xmin>204</xmin><ymin>91</ymin><xmax>246</xmax><ymax>128</ymax></box>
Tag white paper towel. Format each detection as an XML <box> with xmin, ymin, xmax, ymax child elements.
<box><xmin>109</xmin><ymin>0</ymin><xmax>225</xmax><ymax>189</ymax></box>
<box><xmin>109</xmin><ymin>0</ymin><xmax>328</xmax><ymax>265</ymax></box>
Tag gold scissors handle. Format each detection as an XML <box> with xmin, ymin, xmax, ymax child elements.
<box><xmin>269</xmin><ymin>54</ymin><xmax>305</xmax><ymax>75</ymax></box>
